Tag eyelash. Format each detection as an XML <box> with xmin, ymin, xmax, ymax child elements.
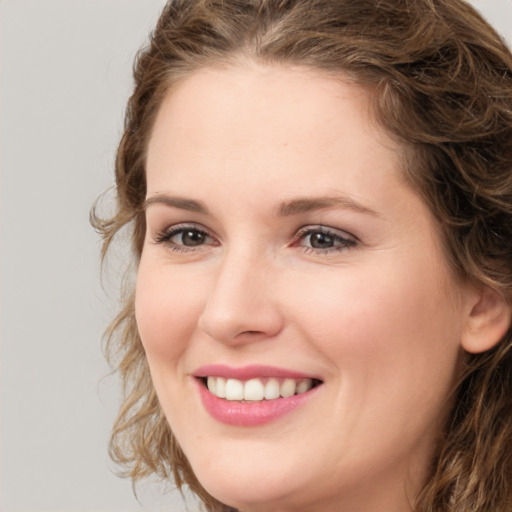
<box><xmin>293</xmin><ymin>226</ymin><xmax>357</xmax><ymax>254</ymax></box>
<box><xmin>153</xmin><ymin>223</ymin><xmax>215</xmax><ymax>253</ymax></box>
<box><xmin>153</xmin><ymin>224</ymin><xmax>357</xmax><ymax>254</ymax></box>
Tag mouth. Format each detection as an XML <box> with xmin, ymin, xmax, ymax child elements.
<box><xmin>193</xmin><ymin>365</ymin><xmax>323</xmax><ymax>426</ymax></box>
<box><xmin>199</xmin><ymin>376</ymin><xmax>322</xmax><ymax>402</ymax></box>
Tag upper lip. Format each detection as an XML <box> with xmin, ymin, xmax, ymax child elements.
<box><xmin>192</xmin><ymin>364</ymin><xmax>322</xmax><ymax>381</ymax></box>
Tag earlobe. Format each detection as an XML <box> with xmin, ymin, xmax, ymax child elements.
<box><xmin>461</xmin><ymin>284</ymin><xmax>512</xmax><ymax>354</ymax></box>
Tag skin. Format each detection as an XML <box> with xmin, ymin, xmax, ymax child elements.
<box><xmin>136</xmin><ymin>63</ymin><xmax>483</xmax><ymax>512</ymax></box>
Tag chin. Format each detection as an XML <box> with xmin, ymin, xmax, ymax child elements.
<box><xmin>187</xmin><ymin>448</ymin><xmax>310</xmax><ymax>511</ymax></box>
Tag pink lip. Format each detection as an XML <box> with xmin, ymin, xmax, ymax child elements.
<box><xmin>193</xmin><ymin>364</ymin><xmax>319</xmax><ymax>380</ymax></box>
<box><xmin>193</xmin><ymin>365</ymin><xmax>322</xmax><ymax>427</ymax></box>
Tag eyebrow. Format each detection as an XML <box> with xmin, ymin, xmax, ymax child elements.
<box><xmin>277</xmin><ymin>196</ymin><xmax>378</xmax><ymax>217</ymax></box>
<box><xmin>144</xmin><ymin>194</ymin><xmax>210</xmax><ymax>214</ymax></box>
<box><xmin>143</xmin><ymin>193</ymin><xmax>378</xmax><ymax>217</ymax></box>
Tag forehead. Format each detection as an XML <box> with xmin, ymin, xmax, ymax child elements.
<box><xmin>146</xmin><ymin>64</ymin><xmax>405</xmax><ymax>193</ymax></box>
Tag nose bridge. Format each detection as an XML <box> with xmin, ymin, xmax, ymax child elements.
<box><xmin>198</xmin><ymin>242</ymin><xmax>283</xmax><ymax>344</ymax></box>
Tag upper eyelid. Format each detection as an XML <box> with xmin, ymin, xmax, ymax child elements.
<box><xmin>151</xmin><ymin>222</ymin><xmax>358</xmax><ymax>246</ymax></box>
<box><xmin>155</xmin><ymin>222</ymin><xmax>214</xmax><ymax>236</ymax></box>
<box><xmin>152</xmin><ymin>223</ymin><xmax>216</xmax><ymax>245</ymax></box>
<box><xmin>293</xmin><ymin>226</ymin><xmax>359</xmax><ymax>254</ymax></box>
<box><xmin>295</xmin><ymin>224</ymin><xmax>357</xmax><ymax>240</ymax></box>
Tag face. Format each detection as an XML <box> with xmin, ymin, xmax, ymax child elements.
<box><xmin>137</xmin><ymin>64</ymin><xmax>474</xmax><ymax>512</ymax></box>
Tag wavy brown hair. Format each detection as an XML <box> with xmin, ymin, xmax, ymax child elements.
<box><xmin>92</xmin><ymin>1</ymin><xmax>512</xmax><ymax>510</ymax></box>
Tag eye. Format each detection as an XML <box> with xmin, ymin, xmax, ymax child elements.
<box><xmin>295</xmin><ymin>226</ymin><xmax>357</xmax><ymax>253</ymax></box>
<box><xmin>153</xmin><ymin>224</ymin><xmax>217</xmax><ymax>251</ymax></box>
<box><xmin>307</xmin><ymin>231</ymin><xmax>337</xmax><ymax>249</ymax></box>
<box><xmin>172</xmin><ymin>229</ymin><xmax>207</xmax><ymax>246</ymax></box>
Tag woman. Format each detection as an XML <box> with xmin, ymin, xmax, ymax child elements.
<box><xmin>93</xmin><ymin>0</ymin><xmax>512</xmax><ymax>510</ymax></box>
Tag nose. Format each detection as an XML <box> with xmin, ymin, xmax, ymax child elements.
<box><xmin>197</xmin><ymin>249</ymin><xmax>285</xmax><ymax>346</ymax></box>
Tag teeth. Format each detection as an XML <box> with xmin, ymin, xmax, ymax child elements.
<box><xmin>296</xmin><ymin>379</ymin><xmax>313</xmax><ymax>394</ymax></box>
<box><xmin>207</xmin><ymin>376</ymin><xmax>216</xmax><ymax>395</ymax></box>
<box><xmin>244</xmin><ymin>378</ymin><xmax>264</xmax><ymax>401</ymax></box>
<box><xmin>206</xmin><ymin>377</ymin><xmax>315</xmax><ymax>401</ymax></box>
<box><xmin>216</xmin><ymin>377</ymin><xmax>226</xmax><ymax>398</ymax></box>
<box><xmin>225</xmin><ymin>379</ymin><xmax>244</xmax><ymax>401</ymax></box>
<box><xmin>280</xmin><ymin>378</ymin><xmax>296</xmax><ymax>398</ymax></box>
<box><xmin>264</xmin><ymin>378</ymin><xmax>280</xmax><ymax>400</ymax></box>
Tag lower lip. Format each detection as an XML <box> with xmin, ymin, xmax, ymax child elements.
<box><xmin>196</xmin><ymin>379</ymin><xmax>320</xmax><ymax>426</ymax></box>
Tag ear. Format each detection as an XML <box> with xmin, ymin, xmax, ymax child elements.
<box><xmin>461</xmin><ymin>284</ymin><xmax>511</xmax><ymax>354</ymax></box>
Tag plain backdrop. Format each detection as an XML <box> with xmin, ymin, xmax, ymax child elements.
<box><xmin>0</xmin><ymin>1</ymin><xmax>511</xmax><ymax>511</ymax></box>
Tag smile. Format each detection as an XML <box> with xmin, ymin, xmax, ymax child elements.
<box><xmin>204</xmin><ymin>376</ymin><xmax>318</xmax><ymax>401</ymax></box>
<box><xmin>194</xmin><ymin>365</ymin><xmax>323</xmax><ymax>426</ymax></box>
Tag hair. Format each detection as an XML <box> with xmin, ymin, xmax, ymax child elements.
<box><xmin>91</xmin><ymin>1</ymin><xmax>512</xmax><ymax>510</ymax></box>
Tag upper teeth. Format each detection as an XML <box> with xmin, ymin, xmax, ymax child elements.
<box><xmin>206</xmin><ymin>377</ymin><xmax>314</xmax><ymax>401</ymax></box>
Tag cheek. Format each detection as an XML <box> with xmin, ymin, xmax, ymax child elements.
<box><xmin>134</xmin><ymin>259</ymin><xmax>204</xmax><ymax>365</ymax></box>
<box><xmin>290</xmin><ymin>260</ymin><xmax>463</xmax><ymax>397</ymax></box>
<box><xmin>289</xmin><ymin>264</ymin><xmax>464</xmax><ymax>467</ymax></box>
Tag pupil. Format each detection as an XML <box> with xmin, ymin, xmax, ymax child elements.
<box><xmin>311</xmin><ymin>232</ymin><xmax>333</xmax><ymax>248</ymax></box>
<box><xmin>182</xmin><ymin>230</ymin><xmax>204</xmax><ymax>246</ymax></box>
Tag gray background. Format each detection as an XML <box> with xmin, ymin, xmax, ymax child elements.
<box><xmin>0</xmin><ymin>1</ymin><xmax>510</xmax><ymax>511</ymax></box>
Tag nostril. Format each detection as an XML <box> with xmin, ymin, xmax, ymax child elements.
<box><xmin>197</xmin><ymin>286</ymin><xmax>285</xmax><ymax>345</ymax></box>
